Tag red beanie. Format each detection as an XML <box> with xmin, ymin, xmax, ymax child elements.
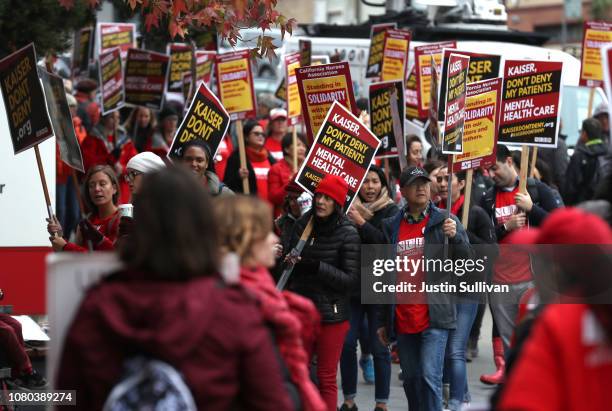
<box><xmin>315</xmin><ymin>174</ymin><xmax>349</xmax><ymax>207</ymax></box>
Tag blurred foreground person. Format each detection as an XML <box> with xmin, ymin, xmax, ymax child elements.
<box><xmin>179</xmin><ymin>139</ymin><xmax>233</xmax><ymax>197</ymax></box>
<box><xmin>47</xmin><ymin>165</ymin><xmax>120</xmax><ymax>252</ymax></box>
<box><xmin>56</xmin><ymin>167</ymin><xmax>295</xmax><ymax>410</ymax></box>
<box><xmin>496</xmin><ymin>208</ymin><xmax>612</xmax><ymax>411</ymax></box>
<box><xmin>285</xmin><ymin>175</ymin><xmax>361</xmax><ymax>411</ymax></box>
<box><xmin>215</xmin><ymin>195</ymin><xmax>325</xmax><ymax>411</ymax></box>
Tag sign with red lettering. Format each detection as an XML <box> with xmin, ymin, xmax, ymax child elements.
<box><xmin>195</xmin><ymin>50</ymin><xmax>216</xmax><ymax>87</ymax></box>
<box><xmin>442</xmin><ymin>54</ymin><xmax>470</xmax><ymax>154</ymax></box>
<box><xmin>124</xmin><ymin>48</ymin><xmax>170</xmax><ymax>110</ymax></box>
<box><xmin>285</xmin><ymin>52</ymin><xmax>302</xmax><ymax>126</ymax></box>
<box><xmin>216</xmin><ymin>50</ymin><xmax>257</xmax><ymax>120</ymax></box>
<box><xmin>97</xmin><ymin>22</ymin><xmax>136</xmax><ymax>60</ymax></box>
<box><xmin>380</xmin><ymin>29</ymin><xmax>411</xmax><ymax>82</ymax></box>
<box><xmin>366</xmin><ymin>23</ymin><xmax>397</xmax><ymax>79</ymax></box>
<box><xmin>98</xmin><ymin>47</ymin><xmax>125</xmax><ymax>115</ymax></box>
<box><xmin>603</xmin><ymin>44</ymin><xmax>612</xmax><ymax>143</ymax></box>
<box><xmin>500</xmin><ymin>60</ymin><xmax>562</xmax><ymax>147</ymax></box>
<box><xmin>296</xmin><ymin>101</ymin><xmax>381</xmax><ymax>209</ymax></box>
<box><xmin>296</xmin><ymin>62</ymin><xmax>357</xmax><ymax>144</ymax></box>
<box><xmin>415</xmin><ymin>41</ymin><xmax>456</xmax><ymax>119</ymax></box>
<box><xmin>580</xmin><ymin>21</ymin><xmax>612</xmax><ymax>88</ymax></box>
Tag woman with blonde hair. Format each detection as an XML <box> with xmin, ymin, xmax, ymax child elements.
<box><xmin>215</xmin><ymin>195</ymin><xmax>325</xmax><ymax>411</ymax></box>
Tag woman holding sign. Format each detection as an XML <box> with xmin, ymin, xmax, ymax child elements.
<box><xmin>268</xmin><ymin>132</ymin><xmax>308</xmax><ymax>217</ymax></box>
<box><xmin>285</xmin><ymin>174</ymin><xmax>361</xmax><ymax>411</ymax></box>
<box><xmin>224</xmin><ymin>120</ymin><xmax>276</xmax><ymax>200</ymax></box>
<box><xmin>47</xmin><ymin>165</ymin><xmax>120</xmax><ymax>252</ymax></box>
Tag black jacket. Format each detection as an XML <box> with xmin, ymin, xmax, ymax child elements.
<box><xmin>223</xmin><ymin>149</ymin><xmax>276</xmax><ymax>195</ymax></box>
<box><xmin>357</xmin><ymin>202</ymin><xmax>400</xmax><ymax>244</ymax></box>
<box><xmin>286</xmin><ymin>210</ymin><xmax>361</xmax><ymax>323</ymax></box>
<box><xmin>563</xmin><ymin>140</ymin><xmax>608</xmax><ymax>205</ymax></box>
<box><xmin>380</xmin><ymin>203</ymin><xmax>473</xmax><ymax>333</ymax></box>
<box><xmin>480</xmin><ymin>178</ymin><xmax>559</xmax><ymax>242</ymax></box>
<box><xmin>537</xmin><ymin>136</ymin><xmax>569</xmax><ymax>189</ymax></box>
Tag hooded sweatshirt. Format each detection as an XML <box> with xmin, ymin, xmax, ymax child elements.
<box><xmin>563</xmin><ymin>139</ymin><xmax>608</xmax><ymax>205</ymax></box>
<box><xmin>56</xmin><ymin>269</ymin><xmax>294</xmax><ymax>411</ymax></box>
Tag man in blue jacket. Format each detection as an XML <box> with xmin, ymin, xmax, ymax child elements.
<box><xmin>377</xmin><ymin>166</ymin><xmax>472</xmax><ymax>411</ymax></box>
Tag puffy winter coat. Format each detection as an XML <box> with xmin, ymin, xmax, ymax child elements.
<box><xmin>286</xmin><ymin>210</ymin><xmax>361</xmax><ymax>323</ymax></box>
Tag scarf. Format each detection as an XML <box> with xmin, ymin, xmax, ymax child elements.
<box><xmin>246</xmin><ymin>146</ymin><xmax>269</xmax><ymax>163</ymax></box>
<box><xmin>439</xmin><ymin>194</ymin><xmax>465</xmax><ymax>217</ymax></box>
<box><xmin>352</xmin><ymin>187</ymin><xmax>394</xmax><ymax>221</ymax></box>
<box><xmin>240</xmin><ymin>266</ymin><xmax>325</xmax><ymax>411</ymax></box>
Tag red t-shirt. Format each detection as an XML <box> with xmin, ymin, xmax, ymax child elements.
<box><xmin>264</xmin><ymin>138</ymin><xmax>284</xmax><ymax>162</ymax></box>
<box><xmin>251</xmin><ymin>158</ymin><xmax>272</xmax><ymax>202</ymax></box>
<box><xmin>395</xmin><ymin>215</ymin><xmax>430</xmax><ymax>334</ymax></box>
<box><xmin>493</xmin><ymin>186</ymin><xmax>533</xmax><ymax>284</ymax></box>
<box><xmin>498</xmin><ymin>304</ymin><xmax>612</xmax><ymax>411</ymax></box>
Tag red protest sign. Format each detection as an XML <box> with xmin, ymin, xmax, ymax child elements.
<box><xmin>415</xmin><ymin>41</ymin><xmax>457</xmax><ymax>119</ymax></box>
<box><xmin>366</xmin><ymin>23</ymin><xmax>397</xmax><ymax>79</ymax></box>
<box><xmin>603</xmin><ymin>44</ymin><xmax>612</xmax><ymax>142</ymax></box>
<box><xmin>296</xmin><ymin>62</ymin><xmax>358</xmax><ymax>144</ymax></box>
<box><xmin>405</xmin><ymin>65</ymin><xmax>419</xmax><ymax>121</ymax></box>
<box><xmin>286</xmin><ymin>52</ymin><xmax>302</xmax><ymax>126</ymax></box>
<box><xmin>97</xmin><ymin>22</ymin><xmax>136</xmax><ymax>60</ymax></box>
<box><xmin>296</xmin><ymin>101</ymin><xmax>381</xmax><ymax>209</ymax></box>
<box><xmin>195</xmin><ymin>50</ymin><xmax>216</xmax><ymax>87</ymax></box>
<box><xmin>500</xmin><ymin>60</ymin><xmax>562</xmax><ymax>147</ymax></box>
<box><xmin>380</xmin><ymin>29</ymin><xmax>411</xmax><ymax>82</ymax></box>
<box><xmin>299</xmin><ymin>39</ymin><xmax>312</xmax><ymax>67</ymax></box>
<box><xmin>580</xmin><ymin>21</ymin><xmax>612</xmax><ymax>88</ymax></box>
<box><xmin>442</xmin><ymin>54</ymin><xmax>470</xmax><ymax>155</ymax></box>
<box><xmin>216</xmin><ymin>50</ymin><xmax>257</xmax><ymax>120</ymax></box>
<box><xmin>452</xmin><ymin>78</ymin><xmax>501</xmax><ymax>172</ymax></box>
<box><xmin>98</xmin><ymin>47</ymin><xmax>125</xmax><ymax>115</ymax></box>
<box><xmin>124</xmin><ymin>48</ymin><xmax>170</xmax><ymax>110</ymax></box>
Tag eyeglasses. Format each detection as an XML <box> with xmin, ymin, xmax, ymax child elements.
<box><xmin>250</xmin><ymin>131</ymin><xmax>265</xmax><ymax>137</ymax></box>
<box><xmin>436</xmin><ymin>175</ymin><xmax>449</xmax><ymax>184</ymax></box>
<box><xmin>125</xmin><ymin>170</ymin><xmax>143</xmax><ymax>182</ymax></box>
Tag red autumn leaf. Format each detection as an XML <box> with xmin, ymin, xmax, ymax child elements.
<box><xmin>144</xmin><ymin>11</ymin><xmax>160</xmax><ymax>31</ymax></box>
<box><xmin>58</xmin><ymin>0</ymin><xmax>75</xmax><ymax>9</ymax></box>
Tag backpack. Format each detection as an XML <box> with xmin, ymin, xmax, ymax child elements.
<box><xmin>103</xmin><ymin>357</ymin><xmax>197</xmax><ymax>411</ymax></box>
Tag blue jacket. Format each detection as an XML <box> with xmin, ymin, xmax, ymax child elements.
<box><xmin>379</xmin><ymin>202</ymin><xmax>473</xmax><ymax>335</ymax></box>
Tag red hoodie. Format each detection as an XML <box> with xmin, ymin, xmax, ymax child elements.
<box><xmin>56</xmin><ymin>270</ymin><xmax>294</xmax><ymax>411</ymax></box>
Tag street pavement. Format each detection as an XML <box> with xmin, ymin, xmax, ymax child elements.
<box><xmin>338</xmin><ymin>309</ymin><xmax>498</xmax><ymax>410</ymax></box>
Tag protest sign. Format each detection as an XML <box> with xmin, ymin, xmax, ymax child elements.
<box><xmin>438</xmin><ymin>49</ymin><xmax>501</xmax><ymax>120</ymax></box>
<box><xmin>500</xmin><ymin>60</ymin><xmax>562</xmax><ymax>147</ymax></box>
<box><xmin>216</xmin><ymin>50</ymin><xmax>257</xmax><ymax>120</ymax></box>
<box><xmin>124</xmin><ymin>48</ymin><xmax>170</xmax><ymax>110</ymax></box>
<box><xmin>603</xmin><ymin>45</ymin><xmax>612</xmax><ymax>142</ymax></box>
<box><xmin>369</xmin><ymin>81</ymin><xmax>405</xmax><ymax>158</ymax></box>
<box><xmin>195</xmin><ymin>50</ymin><xmax>216</xmax><ymax>87</ymax></box>
<box><xmin>299</xmin><ymin>39</ymin><xmax>312</xmax><ymax>67</ymax></box>
<box><xmin>451</xmin><ymin>78</ymin><xmax>501</xmax><ymax>172</ymax></box>
<box><xmin>296</xmin><ymin>101</ymin><xmax>381</xmax><ymax>208</ymax></box>
<box><xmin>415</xmin><ymin>41</ymin><xmax>457</xmax><ymax>119</ymax></box>
<box><xmin>98</xmin><ymin>47</ymin><xmax>125</xmax><ymax>115</ymax></box>
<box><xmin>275</xmin><ymin>77</ymin><xmax>287</xmax><ymax>103</ymax></box>
<box><xmin>405</xmin><ymin>66</ymin><xmax>419</xmax><ymax>120</ymax></box>
<box><xmin>580</xmin><ymin>21</ymin><xmax>612</xmax><ymax>88</ymax></box>
<box><xmin>0</xmin><ymin>44</ymin><xmax>53</xmax><ymax>154</ymax></box>
<box><xmin>428</xmin><ymin>56</ymin><xmax>442</xmax><ymax>148</ymax></box>
<box><xmin>97</xmin><ymin>22</ymin><xmax>135</xmax><ymax>60</ymax></box>
<box><xmin>167</xmin><ymin>82</ymin><xmax>231</xmax><ymax>160</ymax></box>
<box><xmin>442</xmin><ymin>54</ymin><xmax>470</xmax><ymax>155</ymax></box>
<box><xmin>286</xmin><ymin>52</ymin><xmax>302</xmax><ymax>126</ymax></box>
<box><xmin>366</xmin><ymin>23</ymin><xmax>397</xmax><ymax>79</ymax></box>
<box><xmin>381</xmin><ymin>29</ymin><xmax>411</xmax><ymax>82</ymax></box>
<box><xmin>167</xmin><ymin>43</ymin><xmax>194</xmax><ymax>94</ymax></box>
<box><xmin>296</xmin><ymin>62</ymin><xmax>358</xmax><ymax>143</ymax></box>
<box><xmin>72</xmin><ymin>27</ymin><xmax>93</xmax><ymax>78</ymax></box>
<box><xmin>38</xmin><ymin>68</ymin><xmax>84</xmax><ymax>172</ymax></box>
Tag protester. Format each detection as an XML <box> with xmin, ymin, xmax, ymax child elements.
<box><xmin>47</xmin><ymin>165</ymin><xmax>120</xmax><ymax>252</ymax></box>
<box><xmin>406</xmin><ymin>135</ymin><xmax>424</xmax><ymax>168</ymax></box>
<box><xmin>563</xmin><ymin>118</ymin><xmax>608</xmax><ymax>205</ymax></box>
<box><xmin>341</xmin><ymin>165</ymin><xmax>398</xmax><ymax>411</ymax></box>
<box><xmin>152</xmin><ymin>106</ymin><xmax>180</xmax><ymax>153</ymax></box>
<box><xmin>285</xmin><ymin>174</ymin><xmax>361</xmax><ymax>411</ymax></box>
<box><xmin>0</xmin><ymin>314</ymin><xmax>47</xmax><ymax>390</ymax></box>
<box><xmin>424</xmin><ymin>159</ymin><xmax>446</xmax><ymax>206</ymax></box>
<box><xmin>214</xmin><ymin>134</ymin><xmax>234</xmax><ymax>181</ymax></box>
<box><xmin>74</xmin><ymin>78</ymin><xmax>100</xmax><ymax>132</ymax></box>
<box><xmin>179</xmin><ymin>139</ymin><xmax>233</xmax><ymax>197</ymax></box>
<box><xmin>579</xmin><ymin>170</ymin><xmax>612</xmax><ymax>227</ymax></box>
<box><xmin>56</xmin><ymin>167</ymin><xmax>295</xmax><ymax>410</ymax></box>
<box><xmin>537</xmin><ymin>122</ymin><xmax>569</xmax><ymax>189</ymax></box>
<box><xmin>593</xmin><ymin>102</ymin><xmax>610</xmax><ymax>144</ymax></box>
<box><xmin>125</xmin><ymin>152</ymin><xmax>166</xmax><ymax>198</ymax></box>
<box><xmin>66</xmin><ymin>93</ymin><xmax>87</xmax><ymax>143</ymax></box>
<box><xmin>275</xmin><ymin>182</ymin><xmax>307</xmax><ymax>257</ymax></box>
<box><xmin>437</xmin><ymin>167</ymin><xmax>496</xmax><ymax>410</ymax></box>
<box><xmin>495</xmin><ymin>208</ymin><xmax>612</xmax><ymax>411</ymax></box>
<box><xmin>215</xmin><ymin>195</ymin><xmax>326</xmax><ymax>411</ymax></box>
<box><xmin>265</xmin><ymin>108</ymin><xmax>289</xmax><ymax>161</ymax></box>
<box><xmin>479</xmin><ymin>144</ymin><xmax>559</xmax><ymax>384</ymax></box>
<box><xmin>268</xmin><ymin>132</ymin><xmax>307</xmax><ymax>217</ymax></box>
<box><xmin>124</xmin><ymin>106</ymin><xmax>162</xmax><ymax>153</ymax></box>
<box><xmin>224</xmin><ymin>120</ymin><xmax>276</xmax><ymax>200</ymax></box>
<box><xmin>257</xmin><ymin>92</ymin><xmax>277</xmax><ymax>130</ymax></box>
<box><xmin>378</xmin><ymin>166</ymin><xmax>472</xmax><ymax>411</ymax></box>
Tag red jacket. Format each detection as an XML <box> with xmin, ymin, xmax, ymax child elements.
<box><xmin>498</xmin><ymin>304</ymin><xmax>612</xmax><ymax>411</ymax></box>
<box><xmin>268</xmin><ymin>158</ymin><xmax>294</xmax><ymax>218</ymax></box>
<box><xmin>63</xmin><ymin>211</ymin><xmax>119</xmax><ymax>252</ymax></box>
<box><xmin>56</xmin><ymin>270</ymin><xmax>295</xmax><ymax>411</ymax></box>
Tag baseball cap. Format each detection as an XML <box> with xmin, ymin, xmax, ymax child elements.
<box><xmin>399</xmin><ymin>166</ymin><xmax>430</xmax><ymax>187</ymax></box>
<box><xmin>593</xmin><ymin>102</ymin><xmax>609</xmax><ymax>118</ymax></box>
<box><xmin>270</xmin><ymin>108</ymin><xmax>288</xmax><ymax>121</ymax></box>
